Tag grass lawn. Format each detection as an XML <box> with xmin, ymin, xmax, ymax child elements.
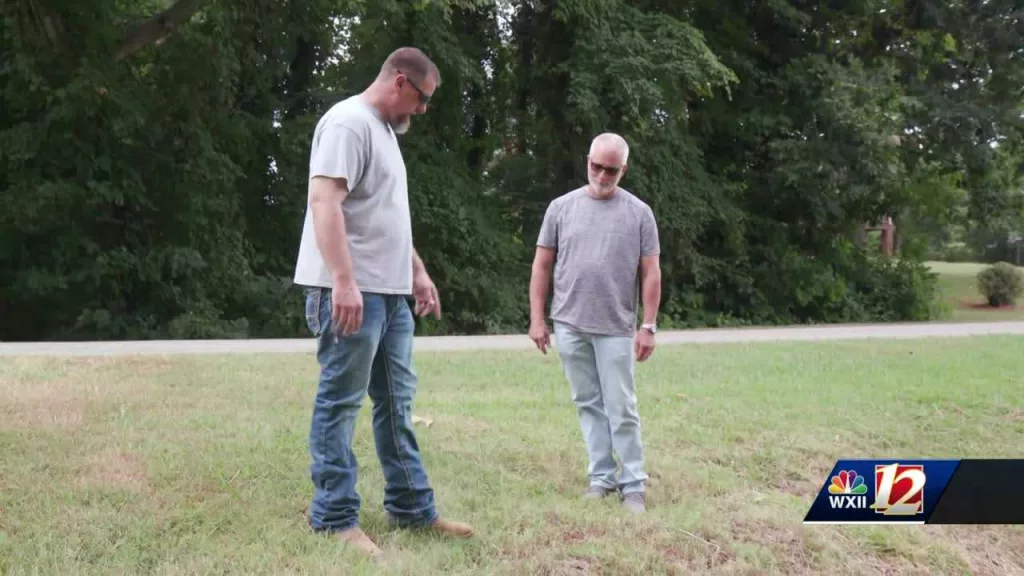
<box><xmin>2</xmin><ymin>338</ymin><xmax>1023</xmax><ymax>575</ymax></box>
<box><xmin>927</xmin><ymin>261</ymin><xmax>1024</xmax><ymax>323</ymax></box>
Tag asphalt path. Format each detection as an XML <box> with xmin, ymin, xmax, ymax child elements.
<box><xmin>1</xmin><ymin>321</ymin><xmax>1022</xmax><ymax>357</ymax></box>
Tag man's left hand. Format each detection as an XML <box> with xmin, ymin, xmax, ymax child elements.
<box><xmin>635</xmin><ymin>329</ymin><xmax>655</xmax><ymax>362</ymax></box>
<box><xmin>413</xmin><ymin>270</ymin><xmax>441</xmax><ymax>319</ymax></box>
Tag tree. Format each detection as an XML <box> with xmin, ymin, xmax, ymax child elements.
<box><xmin>5</xmin><ymin>0</ymin><xmax>1019</xmax><ymax>341</ymax></box>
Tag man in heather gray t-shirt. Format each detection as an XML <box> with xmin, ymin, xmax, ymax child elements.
<box><xmin>536</xmin><ymin>186</ymin><xmax>660</xmax><ymax>336</ymax></box>
<box><xmin>529</xmin><ymin>132</ymin><xmax>663</xmax><ymax>514</ymax></box>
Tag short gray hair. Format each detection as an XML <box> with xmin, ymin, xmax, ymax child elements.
<box><xmin>380</xmin><ymin>46</ymin><xmax>441</xmax><ymax>86</ymax></box>
<box><xmin>589</xmin><ymin>132</ymin><xmax>629</xmax><ymax>164</ymax></box>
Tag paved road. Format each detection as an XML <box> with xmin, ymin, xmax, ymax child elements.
<box><xmin>1</xmin><ymin>321</ymin><xmax>1022</xmax><ymax>357</ymax></box>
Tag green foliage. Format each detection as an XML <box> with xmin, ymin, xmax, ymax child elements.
<box><xmin>1</xmin><ymin>0</ymin><xmax>1019</xmax><ymax>341</ymax></box>
<box><xmin>691</xmin><ymin>240</ymin><xmax>941</xmax><ymax>326</ymax></box>
<box><xmin>931</xmin><ymin>243</ymin><xmax>976</xmax><ymax>263</ymax></box>
<box><xmin>976</xmin><ymin>262</ymin><xmax>1024</xmax><ymax>307</ymax></box>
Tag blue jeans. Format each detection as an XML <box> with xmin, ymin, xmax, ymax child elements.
<box><xmin>553</xmin><ymin>322</ymin><xmax>648</xmax><ymax>494</ymax></box>
<box><xmin>303</xmin><ymin>287</ymin><xmax>437</xmax><ymax>532</ymax></box>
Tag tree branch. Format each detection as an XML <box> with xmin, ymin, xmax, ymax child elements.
<box><xmin>115</xmin><ymin>0</ymin><xmax>212</xmax><ymax>61</ymax></box>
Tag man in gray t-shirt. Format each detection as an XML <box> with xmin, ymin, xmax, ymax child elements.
<box><xmin>529</xmin><ymin>132</ymin><xmax>662</xmax><ymax>514</ymax></box>
<box><xmin>293</xmin><ymin>47</ymin><xmax>472</xmax><ymax>556</ymax></box>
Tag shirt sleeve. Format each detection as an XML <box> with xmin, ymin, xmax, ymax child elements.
<box><xmin>640</xmin><ymin>204</ymin><xmax>660</xmax><ymax>256</ymax></box>
<box><xmin>536</xmin><ymin>201</ymin><xmax>559</xmax><ymax>249</ymax></box>
<box><xmin>309</xmin><ymin>122</ymin><xmax>366</xmax><ymax>191</ymax></box>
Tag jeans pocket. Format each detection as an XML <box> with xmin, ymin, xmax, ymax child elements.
<box><xmin>304</xmin><ymin>287</ymin><xmax>323</xmax><ymax>337</ymax></box>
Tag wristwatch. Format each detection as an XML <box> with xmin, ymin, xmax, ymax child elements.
<box><xmin>641</xmin><ymin>323</ymin><xmax>657</xmax><ymax>334</ymax></box>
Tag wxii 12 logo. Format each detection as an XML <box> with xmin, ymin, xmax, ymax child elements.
<box><xmin>828</xmin><ymin>463</ymin><xmax>926</xmax><ymax>515</ymax></box>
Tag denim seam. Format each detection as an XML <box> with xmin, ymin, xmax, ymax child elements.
<box><xmin>317</xmin><ymin>288</ymin><xmax>330</xmax><ymax>479</ymax></box>
<box><xmin>313</xmin><ymin>383</ymin><xmax>327</xmax><ymax>525</ymax></box>
<box><xmin>312</xmin><ymin>290</ymin><xmax>330</xmax><ymax>526</ymax></box>
<box><xmin>380</xmin><ymin>302</ymin><xmax>416</xmax><ymax>513</ymax></box>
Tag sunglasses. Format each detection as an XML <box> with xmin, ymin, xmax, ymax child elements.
<box><xmin>589</xmin><ymin>159</ymin><xmax>623</xmax><ymax>176</ymax></box>
<box><xmin>398</xmin><ymin>70</ymin><xmax>431</xmax><ymax>105</ymax></box>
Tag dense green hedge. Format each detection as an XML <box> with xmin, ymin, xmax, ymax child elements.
<box><xmin>2</xmin><ymin>0</ymin><xmax>1020</xmax><ymax>341</ymax></box>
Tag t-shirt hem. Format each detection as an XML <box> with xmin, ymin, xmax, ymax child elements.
<box><xmin>293</xmin><ymin>279</ymin><xmax>412</xmax><ymax>295</ymax></box>
<box><xmin>550</xmin><ymin>316</ymin><xmax>637</xmax><ymax>337</ymax></box>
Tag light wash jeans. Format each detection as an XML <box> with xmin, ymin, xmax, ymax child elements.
<box><xmin>303</xmin><ymin>287</ymin><xmax>437</xmax><ymax>532</ymax></box>
<box><xmin>553</xmin><ymin>321</ymin><xmax>648</xmax><ymax>494</ymax></box>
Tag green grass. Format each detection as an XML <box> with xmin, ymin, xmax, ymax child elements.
<box><xmin>2</xmin><ymin>338</ymin><xmax>1023</xmax><ymax>575</ymax></box>
<box><xmin>927</xmin><ymin>260</ymin><xmax>1024</xmax><ymax>322</ymax></box>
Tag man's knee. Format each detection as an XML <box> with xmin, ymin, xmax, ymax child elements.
<box><xmin>608</xmin><ymin>406</ymin><xmax>640</xmax><ymax>431</ymax></box>
<box><xmin>571</xmin><ymin>379</ymin><xmax>604</xmax><ymax>407</ymax></box>
<box><xmin>367</xmin><ymin>374</ymin><xmax>415</xmax><ymax>407</ymax></box>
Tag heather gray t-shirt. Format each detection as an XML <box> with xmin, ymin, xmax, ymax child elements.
<box><xmin>537</xmin><ymin>187</ymin><xmax>660</xmax><ymax>337</ymax></box>
<box><xmin>293</xmin><ymin>95</ymin><xmax>414</xmax><ymax>294</ymax></box>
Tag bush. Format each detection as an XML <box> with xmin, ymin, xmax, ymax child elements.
<box><xmin>666</xmin><ymin>238</ymin><xmax>943</xmax><ymax>328</ymax></box>
<box><xmin>976</xmin><ymin>262</ymin><xmax>1024</xmax><ymax>307</ymax></box>
<box><xmin>850</xmin><ymin>256</ymin><xmax>943</xmax><ymax>322</ymax></box>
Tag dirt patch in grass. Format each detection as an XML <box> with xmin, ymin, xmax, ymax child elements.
<box><xmin>921</xmin><ymin>526</ymin><xmax>1024</xmax><ymax>575</ymax></box>
<box><xmin>75</xmin><ymin>449</ymin><xmax>150</xmax><ymax>493</ymax></box>
<box><xmin>2</xmin><ymin>371</ymin><xmax>80</xmax><ymax>425</ymax></box>
<box><xmin>550</xmin><ymin>557</ymin><xmax>599</xmax><ymax>575</ymax></box>
<box><xmin>560</xmin><ymin>526</ymin><xmax>607</xmax><ymax>544</ymax></box>
<box><xmin>682</xmin><ymin>529</ymin><xmax>734</xmax><ymax>570</ymax></box>
<box><xmin>729</xmin><ymin>519</ymin><xmax>819</xmax><ymax>572</ymax></box>
<box><xmin>957</xmin><ymin>298</ymin><xmax>1021</xmax><ymax>312</ymax></box>
<box><xmin>1</xmin><ymin>396</ymin><xmax>85</xmax><ymax>430</ymax></box>
<box><xmin>0</xmin><ymin>357</ymin><xmax>176</xmax><ymax>431</ymax></box>
<box><xmin>770</xmin><ymin>476</ymin><xmax>819</xmax><ymax>499</ymax></box>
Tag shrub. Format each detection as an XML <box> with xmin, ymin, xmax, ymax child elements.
<box><xmin>976</xmin><ymin>262</ymin><xmax>1024</xmax><ymax>307</ymax></box>
<box><xmin>851</xmin><ymin>256</ymin><xmax>942</xmax><ymax>322</ymax></box>
<box><xmin>679</xmin><ymin>239</ymin><xmax>943</xmax><ymax>327</ymax></box>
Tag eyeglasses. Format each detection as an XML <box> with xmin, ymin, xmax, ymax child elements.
<box><xmin>398</xmin><ymin>70</ymin><xmax>431</xmax><ymax>105</ymax></box>
<box><xmin>589</xmin><ymin>158</ymin><xmax>622</xmax><ymax>176</ymax></box>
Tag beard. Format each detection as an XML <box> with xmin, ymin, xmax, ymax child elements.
<box><xmin>590</xmin><ymin>179</ymin><xmax>617</xmax><ymax>196</ymax></box>
<box><xmin>392</xmin><ymin>115</ymin><xmax>411</xmax><ymax>135</ymax></box>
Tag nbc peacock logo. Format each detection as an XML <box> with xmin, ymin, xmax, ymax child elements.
<box><xmin>827</xmin><ymin>469</ymin><xmax>868</xmax><ymax>509</ymax></box>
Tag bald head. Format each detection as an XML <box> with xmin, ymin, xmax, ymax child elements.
<box><xmin>379</xmin><ymin>47</ymin><xmax>441</xmax><ymax>87</ymax></box>
<box><xmin>589</xmin><ymin>133</ymin><xmax>629</xmax><ymax>165</ymax></box>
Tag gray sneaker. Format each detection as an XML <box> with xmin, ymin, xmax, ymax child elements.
<box><xmin>622</xmin><ymin>492</ymin><xmax>646</xmax><ymax>513</ymax></box>
<box><xmin>584</xmin><ymin>485</ymin><xmax>615</xmax><ymax>499</ymax></box>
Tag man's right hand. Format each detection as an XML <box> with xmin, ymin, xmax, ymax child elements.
<box><xmin>529</xmin><ymin>320</ymin><xmax>550</xmax><ymax>354</ymax></box>
<box><xmin>332</xmin><ymin>278</ymin><xmax>363</xmax><ymax>336</ymax></box>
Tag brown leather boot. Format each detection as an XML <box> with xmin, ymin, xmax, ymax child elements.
<box><xmin>428</xmin><ymin>518</ymin><xmax>474</xmax><ymax>538</ymax></box>
<box><xmin>335</xmin><ymin>526</ymin><xmax>382</xmax><ymax>557</ymax></box>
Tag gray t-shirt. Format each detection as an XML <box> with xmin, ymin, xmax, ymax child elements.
<box><xmin>293</xmin><ymin>95</ymin><xmax>414</xmax><ymax>294</ymax></box>
<box><xmin>537</xmin><ymin>187</ymin><xmax>660</xmax><ymax>337</ymax></box>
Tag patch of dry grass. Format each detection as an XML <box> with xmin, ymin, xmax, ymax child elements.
<box><xmin>1</xmin><ymin>336</ymin><xmax>1022</xmax><ymax>575</ymax></box>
